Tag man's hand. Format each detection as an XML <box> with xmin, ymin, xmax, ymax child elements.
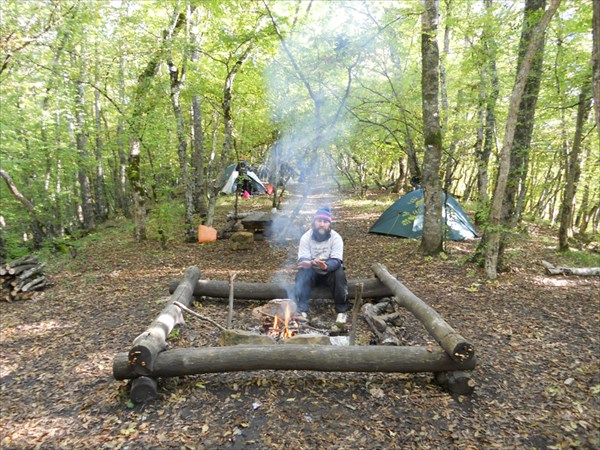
<box><xmin>297</xmin><ymin>260</ymin><xmax>313</xmax><ymax>269</ymax></box>
<box><xmin>313</xmin><ymin>259</ymin><xmax>327</xmax><ymax>271</ymax></box>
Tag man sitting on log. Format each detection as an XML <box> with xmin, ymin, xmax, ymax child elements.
<box><xmin>294</xmin><ymin>206</ymin><xmax>350</xmax><ymax>324</ymax></box>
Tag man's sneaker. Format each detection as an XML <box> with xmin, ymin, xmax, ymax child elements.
<box><xmin>335</xmin><ymin>313</ymin><xmax>347</xmax><ymax>324</ymax></box>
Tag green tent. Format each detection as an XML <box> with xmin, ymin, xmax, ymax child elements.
<box><xmin>369</xmin><ymin>189</ymin><xmax>479</xmax><ymax>241</ymax></box>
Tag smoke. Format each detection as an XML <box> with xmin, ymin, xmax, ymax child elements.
<box><xmin>263</xmin><ymin>2</ymin><xmax>376</xmax><ymax>217</ymax></box>
<box><xmin>262</xmin><ymin>1</ymin><xmax>389</xmax><ymax>287</ymax></box>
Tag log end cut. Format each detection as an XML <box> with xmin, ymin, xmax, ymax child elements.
<box><xmin>452</xmin><ymin>342</ymin><xmax>475</xmax><ymax>363</ymax></box>
<box><xmin>128</xmin><ymin>345</ymin><xmax>156</xmax><ymax>377</ymax></box>
<box><xmin>434</xmin><ymin>371</ymin><xmax>476</xmax><ymax>395</ymax></box>
<box><xmin>130</xmin><ymin>376</ymin><xmax>159</xmax><ymax>403</ymax></box>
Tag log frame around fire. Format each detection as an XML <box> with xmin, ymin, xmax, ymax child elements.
<box><xmin>113</xmin><ymin>264</ymin><xmax>477</xmax><ymax>402</ymax></box>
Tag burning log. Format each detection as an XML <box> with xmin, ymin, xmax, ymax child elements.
<box><xmin>113</xmin><ymin>345</ymin><xmax>477</xmax><ymax>381</ymax></box>
<box><xmin>168</xmin><ymin>276</ymin><xmax>393</xmax><ymax>300</ymax></box>
<box><xmin>371</xmin><ymin>263</ymin><xmax>474</xmax><ymax>363</ymax></box>
<box><xmin>1</xmin><ymin>256</ymin><xmax>48</xmax><ymax>302</ymax></box>
<box><xmin>128</xmin><ymin>266</ymin><xmax>201</xmax><ymax>376</ymax></box>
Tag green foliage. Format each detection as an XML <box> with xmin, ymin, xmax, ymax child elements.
<box><xmin>147</xmin><ymin>200</ymin><xmax>185</xmax><ymax>249</ymax></box>
<box><xmin>168</xmin><ymin>327</ymin><xmax>181</xmax><ymax>340</ymax></box>
<box><xmin>0</xmin><ymin>0</ymin><xmax>596</xmax><ymax>253</ymax></box>
<box><xmin>555</xmin><ymin>248</ymin><xmax>600</xmax><ymax>268</ymax></box>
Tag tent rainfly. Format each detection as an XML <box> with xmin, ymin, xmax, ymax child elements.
<box><xmin>369</xmin><ymin>189</ymin><xmax>479</xmax><ymax>241</ymax></box>
<box><xmin>221</xmin><ymin>163</ymin><xmax>267</xmax><ymax>194</ymax></box>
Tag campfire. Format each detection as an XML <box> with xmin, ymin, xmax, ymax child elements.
<box><xmin>257</xmin><ymin>299</ymin><xmax>303</xmax><ymax>340</ymax></box>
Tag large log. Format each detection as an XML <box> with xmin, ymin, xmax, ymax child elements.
<box><xmin>541</xmin><ymin>260</ymin><xmax>600</xmax><ymax>276</ymax></box>
<box><xmin>371</xmin><ymin>263</ymin><xmax>475</xmax><ymax>363</ymax></box>
<box><xmin>168</xmin><ymin>277</ymin><xmax>393</xmax><ymax>300</ymax></box>
<box><xmin>128</xmin><ymin>266</ymin><xmax>201</xmax><ymax>376</ymax></box>
<box><xmin>113</xmin><ymin>345</ymin><xmax>477</xmax><ymax>380</ymax></box>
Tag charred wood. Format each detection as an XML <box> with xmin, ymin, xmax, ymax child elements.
<box><xmin>362</xmin><ymin>300</ymin><xmax>402</xmax><ymax>346</ymax></box>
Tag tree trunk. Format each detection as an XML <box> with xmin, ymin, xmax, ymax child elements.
<box><xmin>0</xmin><ymin>169</ymin><xmax>45</xmax><ymax>247</ymax></box>
<box><xmin>420</xmin><ymin>0</ymin><xmax>444</xmax><ymax>256</ymax></box>
<box><xmin>168</xmin><ymin>40</ymin><xmax>196</xmax><ymax>242</ymax></box>
<box><xmin>558</xmin><ymin>80</ymin><xmax>592</xmax><ymax>250</ymax></box>
<box><xmin>206</xmin><ymin>48</ymin><xmax>251</xmax><ymax>227</ymax></box>
<box><xmin>93</xmin><ymin>51</ymin><xmax>108</xmax><ymax>222</ymax></box>
<box><xmin>372</xmin><ymin>263</ymin><xmax>474</xmax><ymax>363</ymax></box>
<box><xmin>168</xmin><ymin>276</ymin><xmax>392</xmax><ymax>301</ymax></box>
<box><xmin>73</xmin><ymin>50</ymin><xmax>95</xmax><ymax>232</ymax></box>
<box><xmin>593</xmin><ymin>0</ymin><xmax>600</xmax><ymax>142</ymax></box>
<box><xmin>126</xmin><ymin>9</ymin><xmax>190</xmax><ymax>241</ymax></box>
<box><xmin>113</xmin><ymin>345</ymin><xmax>477</xmax><ymax>381</ymax></box>
<box><xmin>483</xmin><ymin>0</ymin><xmax>561</xmax><ymax>279</ymax></box>
<box><xmin>116</xmin><ymin>53</ymin><xmax>130</xmax><ymax>217</ymax></box>
<box><xmin>476</xmin><ymin>7</ymin><xmax>500</xmax><ymax>223</ymax></box>
<box><xmin>501</xmin><ymin>0</ymin><xmax>547</xmax><ymax>243</ymax></box>
<box><xmin>127</xmin><ymin>139</ymin><xmax>147</xmax><ymax>241</ymax></box>
<box><xmin>190</xmin><ymin>29</ymin><xmax>208</xmax><ymax>220</ymax></box>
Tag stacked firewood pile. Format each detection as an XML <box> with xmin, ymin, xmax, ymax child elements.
<box><xmin>0</xmin><ymin>256</ymin><xmax>47</xmax><ymax>302</ymax></box>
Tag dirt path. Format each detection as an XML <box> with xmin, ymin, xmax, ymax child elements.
<box><xmin>1</xmin><ymin>192</ymin><xmax>598</xmax><ymax>449</ymax></box>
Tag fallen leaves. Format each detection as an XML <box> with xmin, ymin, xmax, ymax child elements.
<box><xmin>1</xmin><ymin>195</ymin><xmax>599</xmax><ymax>449</ymax></box>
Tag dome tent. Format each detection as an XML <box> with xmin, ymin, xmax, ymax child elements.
<box><xmin>221</xmin><ymin>163</ymin><xmax>267</xmax><ymax>195</ymax></box>
<box><xmin>369</xmin><ymin>189</ymin><xmax>478</xmax><ymax>241</ymax></box>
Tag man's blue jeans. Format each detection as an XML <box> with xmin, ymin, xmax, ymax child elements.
<box><xmin>294</xmin><ymin>266</ymin><xmax>349</xmax><ymax>314</ymax></box>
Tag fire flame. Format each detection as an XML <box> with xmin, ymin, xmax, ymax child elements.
<box><xmin>268</xmin><ymin>302</ymin><xmax>298</xmax><ymax>339</ymax></box>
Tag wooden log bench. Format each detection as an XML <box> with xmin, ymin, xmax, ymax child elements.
<box><xmin>168</xmin><ymin>276</ymin><xmax>393</xmax><ymax>300</ymax></box>
<box><xmin>115</xmin><ymin>264</ymin><xmax>477</xmax><ymax>402</ymax></box>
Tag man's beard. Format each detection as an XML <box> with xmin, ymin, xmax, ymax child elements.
<box><xmin>312</xmin><ymin>225</ymin><xmax>331</xmax><ymax>242</ymax></box>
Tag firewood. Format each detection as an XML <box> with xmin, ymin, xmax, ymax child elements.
<box><xmin>21</xmin><ymin>276</ymin><xmax>46</xmax><ymax>292</ymax></box>
<box><xmin>8</xmin><ymin>255</ymin><xmax>39</xmax><ymax>267</ymax></box>
<box><xmin>113</xmin><ymin>345</ymin><xmax>477</xmax><ymax>381</ymax></box>
<box><xmin>8</xmin><ymin>263</ymin><xmax>38</xmax><ymax>275</ymax></box>
<box><xmin>372</xmin><ymin>263</ymin><xmax>475</xmax><ymax>363</ymax></box>
<box><xmin>349</xmin><ymin>283</ymin><xmax>363</xmax><ymax>345</ymax></box>
<box><xmin>361</xmin><ymin>302</ymin><xmax>401</xmax><ymax>346</ymax></box>
<box><xmin>18</xmin><ymin>263</ymin><xmax>46</xmax><ymax>282</ymax></box>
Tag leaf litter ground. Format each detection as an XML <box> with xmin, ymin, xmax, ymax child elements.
<box><xmin>1</xmin><ymin>188</ymin><xmax>599</xmax><ymax>449</ymax></box>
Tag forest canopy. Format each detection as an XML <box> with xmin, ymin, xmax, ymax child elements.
<box><xmin>0</xmin><ymin>0</ymin><xmax>598</xmax><ymax>274</ymax></box>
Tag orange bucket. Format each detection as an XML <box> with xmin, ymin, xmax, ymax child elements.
<box><xmin>198</xmin><ymin>225</ymin><xmax>217</xmax><ymax>243</ymax></box>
